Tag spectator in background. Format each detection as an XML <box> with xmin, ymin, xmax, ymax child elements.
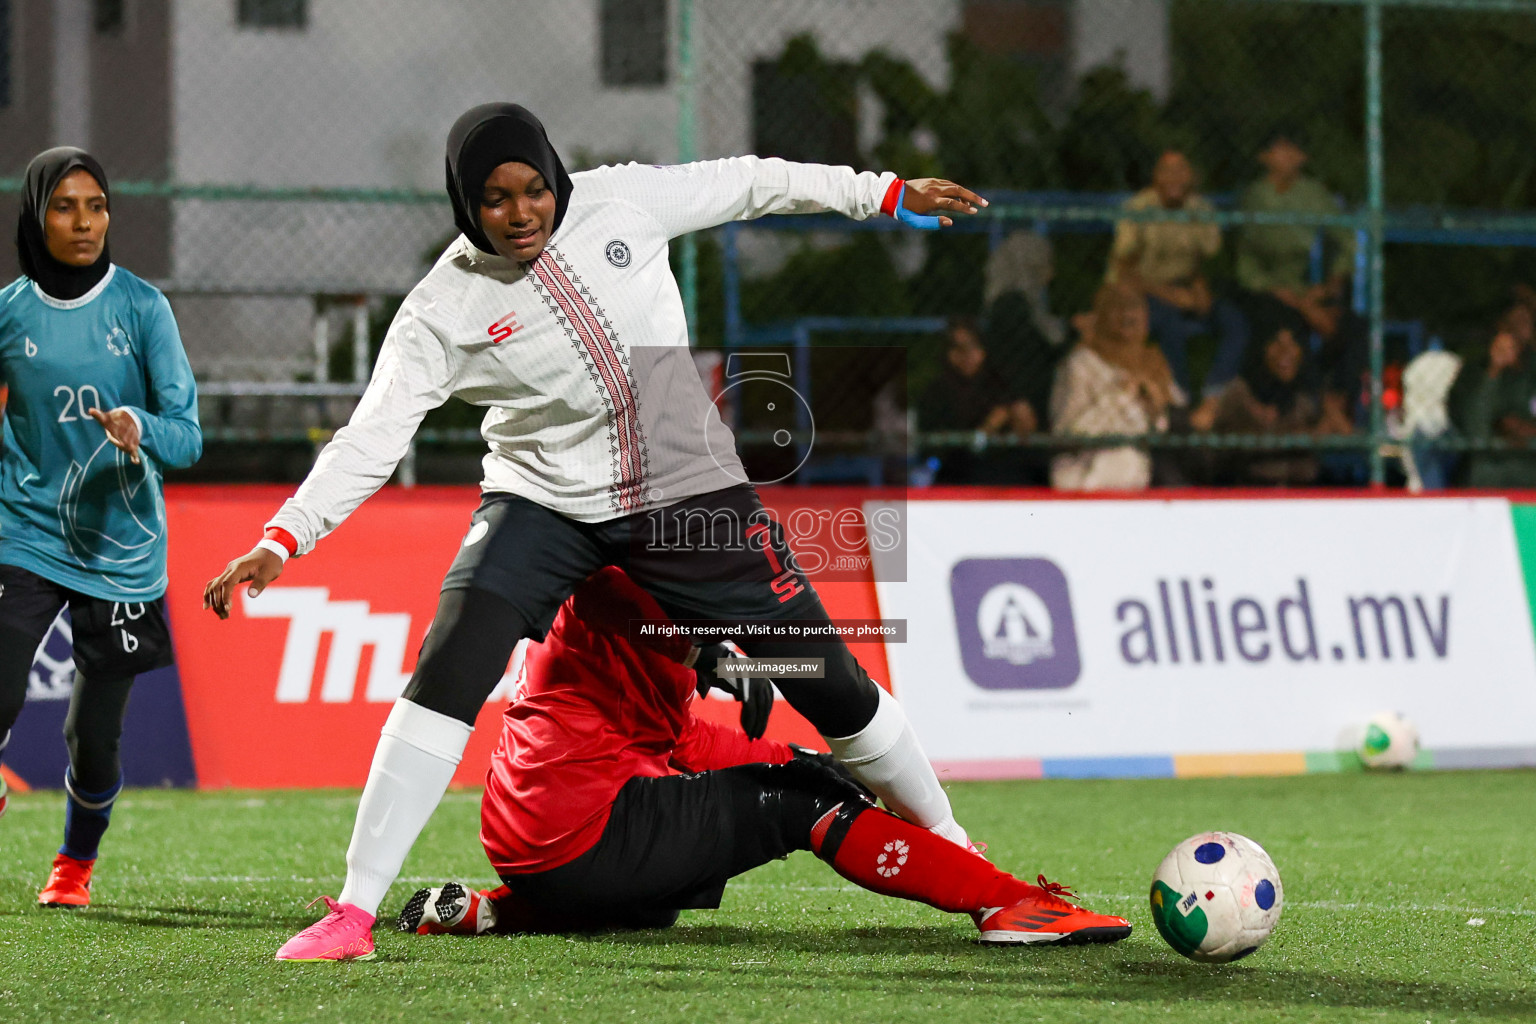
<box><xmin>1450</xmin><ymin>303</ymin><xmax>1536</xmax><ymax>488</ymax></box>
<box><xmin>1209</xmin><ymin>305</ymin><xmax>1322</xmax><ymax>486</ymax></box>
<box><xmin>984</xmin><ymin>230</ymin><xmax>1066</xmax><ymax>347</ymax></box>
<box><xmin>1236</xmin><ymin>131</ymin><xmax>1363</xmax><ymax>436</ymax></box>
<box><xmin>1050</xmin><ymin>282</ymin><xmax>1184</xmax><ymax>491</ymax></box>
<box><xmin>982</xmin><ymin>230</ymin><xmax>1067</xmax><ymax>443</ymax></box>
<box><xmin>1505</xmin><ymin>294</ymin><xmax>1536</xmax><ymax>349</ymax></box>
<box><xmin>1512</xmin><ymin>283</ymin><xmax>1536</xmax><ymax>327</ymax></box>
<box><xmin>917</xmin><ymin>317</ymin><xmax>1038</xmax><ymax>484</ymax></box>
<box><xmin>1108</xmin><ymin>150</ymin><xmax>1247</xmax><ymax>427</ymax></box>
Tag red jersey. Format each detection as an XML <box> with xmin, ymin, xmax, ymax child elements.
<box><xmin>480</xmin><ymin>567</ymin><xmax>793</xmax><ymax>873</ymax></box>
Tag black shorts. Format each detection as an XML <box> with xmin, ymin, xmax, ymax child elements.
<box><xmin>441</xmin><ymin>483</ymin><xmax>823</xmax><ymax>641</ymax></box>
<box><xmin>0</xmin><ymin>564</ymin><xmax>174</xmax><ymax>679</ymax></box>
<box><xmin>500</xmin><ymin>759</ymin><xmax>869</xmax><ymax>924</ymax></box>
<box><xmin>412</xmin><ymin>483</ymin><xmax>879</xmax><ymax>736</ymax></box>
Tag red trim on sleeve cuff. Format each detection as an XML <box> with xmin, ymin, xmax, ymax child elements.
<box><xmin>880</xmin><ymin>178</ymin><xmax>905</xmax><ymax>218</ymax></box>
<box><xmin>263</xmin><ymin>527</ymin><xmax>298</xmax><ymax>557</ymax></box>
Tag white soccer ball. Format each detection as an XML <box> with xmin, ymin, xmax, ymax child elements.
<box><xmin>1149</xmin><ymin>832</ymin><xmax>1284</xmax><ymax>963</ymax></box>
<box><xmin>1358</xmin><ymin>710</ymin><xmax>1419</xmax><ymax>769</ymax></box>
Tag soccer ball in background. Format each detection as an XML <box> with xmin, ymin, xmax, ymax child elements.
<box><xmin>1149</xmin><ymin>832</ymin><xmax>1284</xmax><ymax>963</ymax></box>
<box><xmin>1358</xmin><ymin>711</ymin><xmax>1420</xmax><ymax>769</ymax></box>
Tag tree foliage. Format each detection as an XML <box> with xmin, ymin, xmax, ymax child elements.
<box><xmin>736</xmin><ymin>11</ymin><xmax>1536</xmax><ymax>341</ymax></box>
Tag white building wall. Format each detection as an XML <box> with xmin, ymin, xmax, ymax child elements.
<box><xmin>171</xmin><ymin>0</ymin><xmax>960</xmax><ymax>188</ymax></box>
<box><xmin>170</xmin><ymin>0</ymin><xmax>679</xmax><ymax>189</ymax></box>
<box><xmin>162</xmin><ymin>0</ymin><xmax>1163</xmax><ymax>369</ymax></box>
<box><xmin>166</xmin><ymin>0</ymin><xmax>961</xmax><ymax>294</ymax></box>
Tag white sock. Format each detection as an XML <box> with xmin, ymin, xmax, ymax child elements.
<box><xmin>823</xmin><ymin>687</ymin><xmax>969</xmax><ymax>847</ymax></box>
<box><xmin>337</xmin><ymin>700</ymin><xmax>472</xmax><ymax>916</ymax></box>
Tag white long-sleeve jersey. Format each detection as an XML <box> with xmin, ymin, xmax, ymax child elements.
<box><xmin>267</xmin><ymin>157</ymin><xmax>899</xmax><ymax>554</ymax></box>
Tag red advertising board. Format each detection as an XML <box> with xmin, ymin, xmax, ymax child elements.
<box><xmin>164</xmin><ymin>485</ymin><xmax>891</xmax><ymax>789</ymax></box>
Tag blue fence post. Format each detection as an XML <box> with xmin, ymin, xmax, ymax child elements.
<box><xmin>1353</xmin><ymin>228</ymin><xmax>1369</xmax><ymax>316</ymax></box>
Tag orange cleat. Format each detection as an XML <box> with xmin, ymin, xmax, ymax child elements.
<box><xmin>38</xmin><ymin>853</ymin><xmax>95</xmax><ymax>908</ymax></box>
<box><xmin>975</xmin><ymin>875</ymin><xmax>1132</xmax><ymax>945</ymax></box>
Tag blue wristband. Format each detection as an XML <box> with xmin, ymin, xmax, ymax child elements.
<box><xmin>893</xmin><ymin>183</ymin><xmax>945</xmax><ymax>231</ymax></box>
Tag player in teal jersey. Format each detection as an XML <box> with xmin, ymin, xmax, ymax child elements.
<box><xmin>0</xmin><ymin>148</ymin><xmax>201</xmax><ymax>906</ymax></box>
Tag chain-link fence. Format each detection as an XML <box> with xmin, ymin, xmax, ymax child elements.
<box><xmin>2</xmin><ymin>0</ymin><xmax>1532</xmax><ymax>488</ymax></box>
<box><xmin>695</xmin><ymin>0</ymin><xmax>1536</xmax><ymax>490</ymax></box>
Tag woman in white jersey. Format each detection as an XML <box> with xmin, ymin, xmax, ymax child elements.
<box><xmin>203</xmin><ymin>103</ymin><xmax>986</xmax><ymax>962</ymax></box>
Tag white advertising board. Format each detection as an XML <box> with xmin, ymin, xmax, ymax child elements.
<box><xmin>871</xmin><ymin>499</ymin><xmax>1536</xmax><ymax>772</ymax></box>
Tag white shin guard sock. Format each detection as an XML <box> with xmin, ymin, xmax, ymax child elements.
<box><xmin>822</xmin><ymin>687</ymin><xmax>969</xmax><ymax>847</ymax></box>
<box><xmin>337</xmin><ymin>700</ymin><xmax>472</xmax><ymax>916</ymax></box>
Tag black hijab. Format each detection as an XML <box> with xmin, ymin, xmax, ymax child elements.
<box><xmin>1241</xmin><ymin>301</ymin><xmax>1314</xmax><ymax>415</ymax></box>
<box><xmin>17</xmin><ymin>147</ymin><xmax>112</xmax><ymax>301</ymax></box>
<box><xmin>444</xmin><ymin>103</ymin><xmax>573</xmax><ymax>256</ymax></box>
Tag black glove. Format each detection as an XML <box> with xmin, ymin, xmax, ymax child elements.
<box><xmin>789</xmin><ymin>744</ymin><xmax>877</xmax><ymax>804</ymax></box>
<box><xmin>693</xmin><ymin>643</ymin><xmax>775</xmax><ymax>741</ymax></box>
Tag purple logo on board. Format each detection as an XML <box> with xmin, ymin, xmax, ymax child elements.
<box><xmin>950</xmin><ymin>558</ymin><xmax>1081</xmax><ymax>690</ymax></box>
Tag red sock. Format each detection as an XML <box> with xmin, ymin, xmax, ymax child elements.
<box><xmin>812</xmin><ymin>806</ymin><xmax>1034</xmax><ymax>914</ymax></box>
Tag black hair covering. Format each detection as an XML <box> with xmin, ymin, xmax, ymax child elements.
<box><xmin>444</xmin><ymin>103</ymin><xmax>572</xmax><ymax>256</ymax></box>
<box><xmin>1260</xmin><ymin>124</ymin><xmax>1309</xmax><ymax>153</ymax></box>
<box><xmin>16</xmin><ymin>146</ymin><xmax>112</xmax><ymax>301</ymax></box>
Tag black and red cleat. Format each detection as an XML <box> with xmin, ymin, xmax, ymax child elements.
<box><xmin>396</xmin><ymin>882</ymin><xmax>497</xmax><ymax>935</ymax></box>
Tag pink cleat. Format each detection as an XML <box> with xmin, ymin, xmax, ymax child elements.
<box><xmin>275</xmin><ymin>896</ymin><xmax>377</xmax><ymax>961</ymax></box>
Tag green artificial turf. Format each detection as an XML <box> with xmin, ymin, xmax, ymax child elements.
<box><xmin>1</xmin><ymin>772</ymin><xmax>1533</xmax><ymax>1023</ymax></box>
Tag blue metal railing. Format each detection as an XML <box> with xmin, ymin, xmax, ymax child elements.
<box><xmin>719</xmin><ymin>191</ymin><xmax>1536</xmax><ymax>349</ymax></box>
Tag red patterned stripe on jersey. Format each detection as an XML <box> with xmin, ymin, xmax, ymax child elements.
<box><xmin>529</xmin><ymin>249</ymin><xmax>649</xmax><ymax>512</ymax></box>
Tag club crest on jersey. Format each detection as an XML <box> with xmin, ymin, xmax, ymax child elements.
<box><xmin>487</xmin><ymin>311</ymin><xmax>523</xmax><ymax>344</ymax></box>
<box><xmin>604</xmin><ymin>239</ymin><xmax>632</xmax><ymax>268</ymax></box>
<box><xmin>105</xmin><ymin>326</ymin><xmax>131</xmax><ymax>356</ymax></box>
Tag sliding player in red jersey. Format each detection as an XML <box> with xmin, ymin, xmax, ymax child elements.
<box><xmin>394</xmin><ymin>567</ymin><xmax>1132</xmax><ymax>946</ymax></box>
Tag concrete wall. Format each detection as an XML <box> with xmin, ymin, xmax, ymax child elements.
<box><xmin>0</xmin><ymin>0</ymin><xmax>170</xmax><ymax>281</ymax></box>
<box><xmin>147</xmin><ymin>1</ymin><xmax>1161</xmax><ymax>373</ymax></box>
<box><xmin>0</xmin><ymin>0</ymin><xmax>58</xmax><ymax>281</ymax></box>
<box><xmin>169</xmin><ymin>0</ymin><xmax>679</xmax><ymax>189</ymax></box>
<box><xmin>169</xmin><ymin>0</ymin><xmax>961</xmax><ymax>188</ymax></box>
<box><xmin>163</xmin><ymin>0</ymin><xmax>961</xmax><ymax>293</ymax></box>
<box><xmin>91</xmin><ymin>0</ymin><xmax>172</xmax><ymax>277</ymax></box>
